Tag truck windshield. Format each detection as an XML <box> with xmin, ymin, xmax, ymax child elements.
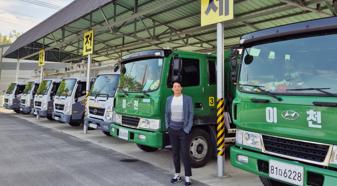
<box><xmin>56</xmin><ymin>79</ymin><xmax>76</xmax><ymax>97</ymax></box>
<box><xmin>6</xmin><ymin>83</ymin><xmax>16</xmax><ymax>94</ymax></box>
<box><xmin>36</xmin><ymin>80</ymin><xmax>52</xmax><ymax>95</ymax></box>
<box><xmin>23</xmin><ymin>82</ymin><xmax>33</xmax><ymax>94</ymax></box>
<box><xmin>90</xmin><ymin>74</ymin><xmax>119</xmax><ymax>97</ymax></box>
<box><xmin>120</xmin><ymin>58</ymin><xmax>163</xmax><ymax>92</ymax></box>
<box><xmin>239</xmin><ymin>33</ymin><xmax>337</xmax><ymax>95</ymax></box>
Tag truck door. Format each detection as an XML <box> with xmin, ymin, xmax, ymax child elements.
<box><xmin>73</xmin><ymin>81</ymin><xmax>86</xmax><ymax>118</ymax></box>
<box><xmin>166</xmin><ymin>54</ymin><xmax>206</xmax><ymax>125</ymax></box>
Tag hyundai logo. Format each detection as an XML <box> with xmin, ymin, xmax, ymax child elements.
<box><xmin>93</xmin><ymin>109</ymin><xmax>98</xmax><ymax>114</ymax></box>
<box><xmin>281</xmin><ymin>110</ymin><xmax>300</xmax><ymax>120</ymax></box>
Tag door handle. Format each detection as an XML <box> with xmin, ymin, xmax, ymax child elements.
<box><xmin>195</xmin><ymin>103</ymin><xmax>203</xmax><ymax>109</ymax></box>
<box><xmin>251</xmin><ymin>98</ymin><xmax>270</xmax><ymax>103</ymax></box>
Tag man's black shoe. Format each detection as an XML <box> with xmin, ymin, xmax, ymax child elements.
<box><xmin>185</xmin><ymin>181</ymin><xmax>192</xmax><ymax>186</ymax></box>
<box><xmin>170</xmin><ymin>176</ymin><xmax>182</xmax><ymax>184</ymax></box>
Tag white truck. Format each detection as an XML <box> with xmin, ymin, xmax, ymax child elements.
<box><xmin>20</xmin><ymin>80</ymin><xmax>40</xmax><ymax>114</ymax></box>
<box><xmin>53</xmin><ymin>77</ymin><xmax>87</xmax><ymax>126</ymax></box>
<box><xmin>85</xmin><ymin>72</ymin><xmax>120</xmax><ymax>135</ymax></box>
<box><xmin>34</xmin><ymin>79</ymin><xmax>61</xmax><ymax>120</ymax></box>
<box><xmin>3</xmin><ymin>82</ymin><xmax>26</xmax><ymax>113</ymax></box>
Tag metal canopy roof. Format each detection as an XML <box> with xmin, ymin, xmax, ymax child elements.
<box><xmin>4</xmin><ymin>0</ymin><xmax>336</xmax><ymax>62</ymax></box>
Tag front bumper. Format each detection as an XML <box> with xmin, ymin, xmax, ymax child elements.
<box><xmin>86</xmin><ymin>117</ymin><xmax>111</xmax><ymax>132</ymax></box>
<box><xmin>53</xmin><ymin>112</ymin><xmax>71</xmax><ymax>123</ymax></box>
<box><xmin>230</xmin><ymin>146</ymin><xmax>337</xmax><ymax>186</ymax></box>
<box><xmin>35</xmin><ymin>108</ymin><xmax>47</xmax><ymax>117</ymax></box>
<box><xmin>110</xmin><ymin>123</ymin><xmax>163</xmax><ymax>148</ymax></box>
<box><xmin>4</xmin><ymin>103</ymin><xmax>20</xmax><ymax>110</ymax></box>
<box><xmin>20</xmin><ymin>106</ymin><xmax>32</xmax><ymax>114</ymax></box>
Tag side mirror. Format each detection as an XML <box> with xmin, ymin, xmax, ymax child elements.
<box><xmin>244</xmin><ymin>54</ymin><xmax>254</xmax><ymax>65</ymax></box>
<box><xmin>172</xmin><ymin>57</ymin><xmax>182</xmax><ymax>82</ymax></box>
<box><xmin>230</xmin><ymin>48</ymin><xmax>241</xmax><ymax>84</ymax></box>
<box><xmin>121</xmin><ymin>65</ymin><xmax>126</xmax><ymax>74</ymax></box>
<box><xmin>114</xmin><ymin>64</ymin><xmax>120</xmax><ymax>72</ymax></box>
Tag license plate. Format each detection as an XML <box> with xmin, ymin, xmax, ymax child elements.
<box><xmin>89</xmin><ymin>123</ymin><xmax>98</xmax><ymax>129</ymax></box>
<box><xmin>269</xmin><ymin>160</ymin><xmax>304</xmax><ymax>185</ymax></box>
<box><xmin>118</xmin><ymin>128</ymin><xmax>128</xmax><ymax>140</ymax></box>
<box><xmin>54</xmin><ymin>116</ymin><xmax>60</xmax><ymax>121</ymax></box>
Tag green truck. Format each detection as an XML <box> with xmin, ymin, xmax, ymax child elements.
<box><xmin>110</xmin><ymin>49</ymin><xmax>235</xmax><ymax>167</ymax></box>
<box><xmin>230</xmin><ymin>17</ymin><xmax>337</xmax><ymax>186</ymax></box>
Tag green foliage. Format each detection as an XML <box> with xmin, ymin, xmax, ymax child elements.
<box><xmin>119</xmin><ymin>74</ymin><xmax>142</xmax><ymax>91</ymax></box>
<box><xmin>6</xmin><ymin>83</ymin><xmax>16</xmax><ymax>94</ymax></box>
<box><xmin>0</xmin><ymin>30</ymin><xmax>21</xmax><ymax>44</ymax></box>
<box><xmin>37</xmin><ymin>80</ymin><xmax>51</xmax><ymax>95</ymax></box>
<box><xmin>23</xmin><ymin>82</ymin><xmax>33</xmax><ymax>94</ymax></box>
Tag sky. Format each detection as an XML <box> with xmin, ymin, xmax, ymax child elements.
<box><xmin>0</xmin><ymin>0</ymin><xmax>73</xmax><ymax>35</ymax></box>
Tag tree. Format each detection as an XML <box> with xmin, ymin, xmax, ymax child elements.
<box><xmin>0</xmin><ymin>30</ymin><xmax>21</xmax><ymax>44</ymax></box>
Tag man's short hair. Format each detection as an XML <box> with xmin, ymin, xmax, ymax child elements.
<box><xmin>172</xmin><ymin>80</ymin><xmax>182</xmax><ymax>86</ymax></box>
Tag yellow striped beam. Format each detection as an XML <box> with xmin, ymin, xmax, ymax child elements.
<box><xmin>216</xmin><ymin>98</ymin><xmax>225</xmax><ymax>156</ymax></box>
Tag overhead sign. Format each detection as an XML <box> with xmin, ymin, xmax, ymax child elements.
<box><xmin>38</xmin><ymin>49</ymin><xmax>45</xmax><ymax>67</ymax></box>
<box><xmin>201</xmin><ymin>0</ymin><xmax>234</xmax><ymax>26</ymax></box>
<box><xmin>83</xmin><ymin>30</ymin><xmax>94</xmax><ymax>56</ymax></box>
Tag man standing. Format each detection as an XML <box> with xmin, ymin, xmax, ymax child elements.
<box><xmin>165</xmin><ymin>81</ymin><xmax>193</xmax><ymax>186</ymax></box>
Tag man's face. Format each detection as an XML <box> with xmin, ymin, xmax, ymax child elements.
<box><xmin>172</xmin><ymin>82</ymin><xmax>182</xmax><ymax>94</ymax></box>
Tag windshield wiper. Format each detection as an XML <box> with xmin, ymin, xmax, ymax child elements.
<box><xmin>141</xmin><ymin>90</ymin><xmax>150</xmax><ymax>97</ymax></box>
<box><xmin>286</xmin><ymin>88</ymin><xmax>337</xmax><ymax>98</ymax></box>
<box><xmin>94</xmin><ymin>93</ymin><xmax>110</xmax><ymax>99</ymax></box>
<box><xmin>240</xmin><ymin>84</ymin><xmax>283</xmax><ymax>101</ymax></box>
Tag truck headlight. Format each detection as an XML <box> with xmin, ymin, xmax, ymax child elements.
<box><xmin>41</xmin><ymin>102</ymin><xmax>47</xmax><ymax>110</ymax></box>
<box><xmin>236</xmin><ymin>129</ymin><xmax>263</xmax><ymax>150</ymax></box>
<box><xmin>330</xmin><ymin>146</ymin><xmax>337</xmax><ymax>165</ymax></box>
<box><xmin>105</xmin><ymin>106</ymin><xmax>113</xmax><ymax>121</ymax></box>
<box><xmin>138</xmin><ymin>118</ymin><xmax>160</xmax><ymax>130</ymax></box>
<box><xmin>64</xmin><ymin>103</ymin><xmax>71</xmax><ymax>114</ymax></box>
<box><xmin>114</xmin><ymin>113</ymin><xmax>122</xmax><ymax>124</ymax></box>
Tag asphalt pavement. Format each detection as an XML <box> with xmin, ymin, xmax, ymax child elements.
<box><xmin>0</xmin><ymin>112</ymin><xmax>206</xmax><ymax>186</ymax></box>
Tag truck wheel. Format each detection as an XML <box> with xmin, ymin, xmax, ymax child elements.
<box><xmin>14</xmin><ymin>109</ymin><xmax>21</xmax><ymax>113</ymax></box>
<box><xmin>103</xmin><ymin>131</ymin><xmax>111</xmax><ymax>136</ymax></box>
<box><xmin>259</xmin><ymin>176</ymin><xmax>289</xmax><ymax>186</ymax></box>
<box><xmin>188</xmin><ymin>129</ymin><xmax>212</xmax><ymax>168</ymax></box>
<box><xmin>69</xmin><ymin>120</ymin><xmax>81</xmax><ymax>127</ymax></box>
<box><xmin>47</xmin><ymin>115</ymin><xmax>53</xmax><ymax>121</ymax></box>
<box><xmin>137</xmin><ymin>144</ymin><xmax>158</xmax><ymax>152</ymax></box>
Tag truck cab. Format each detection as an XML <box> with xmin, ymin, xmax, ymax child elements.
<box><xmin>110</xmin><ymin>49</ymin><xmax>235</xmax><ymax>167</ymax></box>
<box><xmin>34</xmin><ymin>79</ymin><xmax>61</xmax><ymax>120</ymax></box>
<box><xmin>230</xmin><ymin>17</ymin><xmax>337</xmax><ymax>186</ymax></box>
<box><xmin>53</xmin><ymin>77</ymin><xmax>87</xmax><ymax>126</ymax></box>
<box><xmin>3</xmin><ymin>82</ymin><xmax>25</xmax><ymax>113</ymax></box>
<box><xmin>86</xmin><ymin>72</ymin><xmax>120</xmax><ymax>135</ymax></box>
<box><xmin>20</xmin><ymin>81</ymin><xmax>39</xmax><ymax>114</ymax></box>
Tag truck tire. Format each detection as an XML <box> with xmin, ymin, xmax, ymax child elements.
<box><xmin>259</xmin><ymin>176</ymin><xmax>289</xmax><ymax>186</ymax></box>
<box><xmin>47</xmin><ymin>115</ymin><xmax>53</xmax><ymax>121</ymax></box>
<box><xmin>103</xmin><ymin>131</ymin><xmax>111</xmax><ymax>136</ymax></box>
<box><xmin>137</xmin><ymin>144</ymin><xmax>158</xmax><ymax>152</ymax></box>
<box><xmin>188</xmin><ymin>128</ymin><xmax>212</xmax><ymax>168</ymax></box>
<box><xmin>69</xmin><ymin>120</ymin><xmax>81</xmax><ymax>127</ymax></box>
<box><xmin>14</xmin><ymin>109</ymin><xmax>21</xmax><ymax>113</ymax></box>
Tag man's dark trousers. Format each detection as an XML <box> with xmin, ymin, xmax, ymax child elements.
<box><xmin>169</xmin><ymin>128</ymin><xmax>192</xmax><ymax>176</ymax></box>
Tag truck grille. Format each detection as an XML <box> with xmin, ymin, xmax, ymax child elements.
<box><xmin>89</xmin><ymin>107</ymin><xmax>105</xmax><ymax>116</ymax></box>
<box><xmin>263</xmin><ymin>135</ymin><xmax>330</xmax><ymax>163</ymax></box>
<box><xmin>122</xmin><ymin>116</ymin><xmax>140</xmax><ymax>127</ymax></box>
<box><xmin>35</xmin><ymin>101</ymin><xmax>41</xmax><ymax>107</ymax></box>
<box><xmin>55</xmin><ymin>104</ymin><xmax>64</xmax><ymax>110</ymax></box>
<box><xmin>4</xmin><ymin>99</ymin><xmax>8</xmax><ymax>103</ymax></box>
<box><xmin>21</xmin><ymin>99</ymin><xmax>26</xmax><ymax>104</ymax></box>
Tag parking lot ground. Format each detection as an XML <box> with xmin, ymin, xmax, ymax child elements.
<box><xmin>0</xmin><ymin>108</ymin><xmax>262</xmax><ymax>186</ymax></box>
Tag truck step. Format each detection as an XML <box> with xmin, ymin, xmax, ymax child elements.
<box><xmin>225</xmin><ymin>137</ymin><xmax>235</xmax><ymax>143</ymax></box>
<box><xmin>227</xmin><ymin>129</ymin><xmax>236</xmax><ymax>134</ymax></box>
